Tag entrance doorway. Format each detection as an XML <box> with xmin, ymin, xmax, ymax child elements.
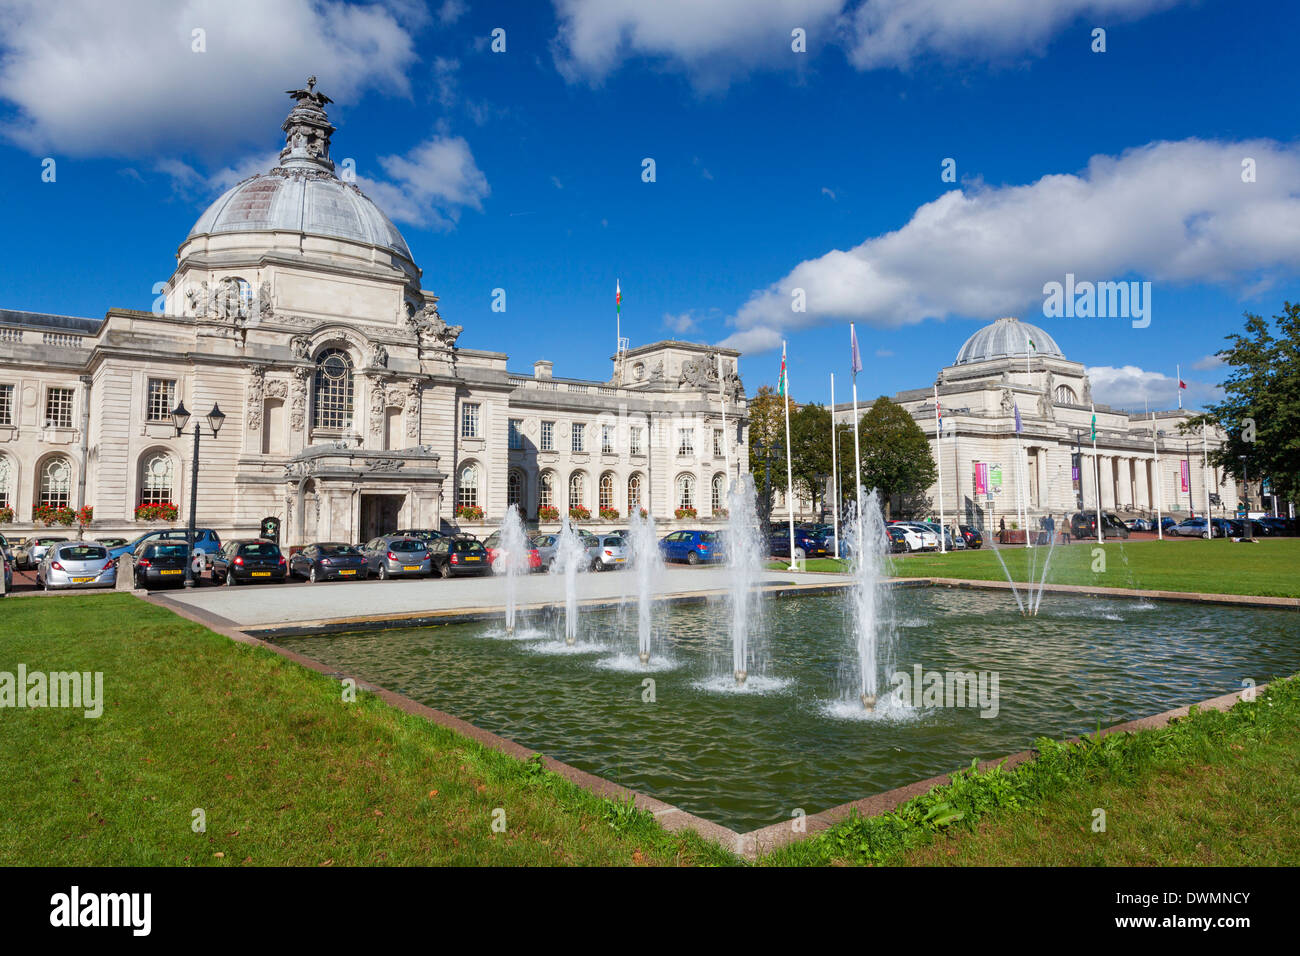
<box><xmin>360</xmin><ymin>493</ymin><xmax>405</xmax><ymax>542</ymax></box>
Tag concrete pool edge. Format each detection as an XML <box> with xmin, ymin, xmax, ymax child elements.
<box><xmin>148</xmin><ymin>586</ymin><xmax>1290</xmax><ymax>862</ymax></box>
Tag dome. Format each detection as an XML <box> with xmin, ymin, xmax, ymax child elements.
<box><xmin>954</xmin><ymin>316</ymin><xmax>1064</xmax><ymax>365</ymax></box>
<box><xmin>186</xmin><ymin>76</ymin><xmax>412</xmax><ymax>262</ymax></box>
<box><xmin>187</xmin><ymin>172</ymin><xmax>412</xmax><ymax>261</ymax></box>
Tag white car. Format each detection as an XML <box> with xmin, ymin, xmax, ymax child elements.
<box><xmin>890</xmin><ymin>523</ymin><xmax>937</xmax><ymax>552</ymax></box>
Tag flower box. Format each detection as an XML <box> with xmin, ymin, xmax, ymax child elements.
<box><xmin>598</xmin><ymin>507</ymin><xmax>620</xmax><ymax>521</ymax></box>
<box><xmin>456</xmin><ymin>505</ymin><xmax>485</xmax><ymax>521</ymax></box>
<box><xmin>33</xmin><ymin>504</ymin><xmax>76</xmax><ymax>527</ymax></box>
<box><xmin>0</xmin><ymin>506</ymin><xmax>13</xmax><ymax>524</ymax></box>
<box><xmin>569</xmin><ymin>506</ymin><xmax>591</xmax><ymax>521</ymax></box>
<box><xmin>538</xmin><ymin>506</ymin><xmax>560</xmax><ymax>521</ymax></box>
<box><xmin>675</xmin><ymin>507</ymin><xmax>697</xmax><ymax>519</ymax></box>
<box><xmin>135</xmin><ymin>502</ymin><xmax>179</xmax><ymax>522</ymax></box>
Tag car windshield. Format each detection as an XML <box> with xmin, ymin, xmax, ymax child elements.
<box><xmin>453</xmin><ymin>541</ymin><xmax>485</xmax><ymax>553</ymax></box>
<box><xmin>319</xmin><ymin>544</ymin><xmax>357</xmax><ymax>555</ymax></box>
<box><xmin>699</xmin><ymin>532</ymin><xmax>718</xmax><ymax>543</ymax></box>
<box><xmin>602</xmin><ymin>537</ymin><xmax>625</xmax><ymax>547</ymax></box>
<box><xmin>240</xmin><ymin>543</ymin><xmax>279</xmax><ymax>556</ymax></box>
<box><xmin>389</xmin><ymin>540</ymin><xmax>425</xmax><ymax>552</ymax></box>
<box><xmin>59</xmin><ymin>546</ymin><xmax>106</xmax><ymax>560</ymax></box>
<box><xmin>152</xmin><ymin>544</ymin><xmax>189</xmax><ymax>557</ymax></box>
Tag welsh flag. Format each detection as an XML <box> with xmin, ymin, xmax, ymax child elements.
<box><xmin>1028</xmin><ymin>338</ymin><xmax>1037</xmax><ymax>352</ymax></box>
<box><xmin>1178</xmin><ymin>378</ymin><xmax>1187</xmax><ymax>390</ymax></box>
<box><xmin>616</xmin><ymin>279</ymin><xmax>621</xmax><ymax>314</ymax></box>
<box><xmin>777</xmin><ymin>343</ymin><xmax>789</xmax><ymax>396</ymax></box>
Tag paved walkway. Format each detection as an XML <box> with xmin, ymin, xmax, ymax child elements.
<box><xmin>158</xmin><ymin>566</ymin><xmax>856</xmax><ymax>633</ymax></box>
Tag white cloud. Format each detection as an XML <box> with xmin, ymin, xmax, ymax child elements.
<box><xmin>361</xmin><ymin>134</ymin><xmax>490</xmax><ymax>231</ymax></box>
<box><xmin>663</xmin><ymin>311</ymin><xmax>698</xmax><ymax>334</ymax></box>
<box><xmin>438</xmin><ymin>0</ymin><xmax>466</xmax><ymax>25</ymax></box>
<box><xmin>821</xmin><ymin>186</ymin><xmax>837</xmax><ymax>200</ymax></box>
<box><xmin>875</xmin><ymin>348</ymin><xmax>893</xmax><ymax>357</ymax></box>
<box><xmin>1087</xmin><ymin>364</ymin><xmax>1220</xmax><ymax>410</ymax></box>
<box><xmin>719</xmin><ymin>138</ymin><xmax>1300</xmax><ymax>354</ymax></box>
<box><xmin>0</xmin><ymin>0</ymin><xmax>418</xmax><ymax>157</ymax></box>
<box><xmin>1192</xmin><ymin>353</ymin><xmax>1224</xmax><ymax>371</ymax></box>
<box><xmin>847</xmin><ymin>0</ymin><xmax>1182</xmax><ymax>70</ymax></box>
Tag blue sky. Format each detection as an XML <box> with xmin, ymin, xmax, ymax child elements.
<box><xmin>1</xmin><ymin>0</ymin><xmax>1297</xmax><ymax>412</ymax></box>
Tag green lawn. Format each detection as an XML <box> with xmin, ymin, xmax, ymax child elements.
<box><xmin>775</xmin><ymin>539</ymin><xmax>1300</xmax><ymax>598</ymax></box>
<box><xmin>0</xmin><ymin>593</ymin><xmax>735</xmax><ymax>866</ymax></box>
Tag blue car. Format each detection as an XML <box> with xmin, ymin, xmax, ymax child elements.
<box><xmin>108</xmin><ymin>528</ymin><xmax>223</xmax><ymax>564</ymax></box>
<box><xmin>769</xmin><ymin>527</ymin><xmax>828</xmax><ymax>558</ymax></box>
<box><xmin>659</xmin><ymin>530</ymin><xmax>721</xmax><ymax>565</ymax></box>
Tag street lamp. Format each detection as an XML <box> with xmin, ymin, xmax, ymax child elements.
<box><xmin>173</xmin><ymin>400</ymin><xmax>226</xmax><ymax>587</ymax></box>
<box><xmin>1239</xmin><ymin>454</ymin><xmax>1252</xmax><ymax>541</ymax></box>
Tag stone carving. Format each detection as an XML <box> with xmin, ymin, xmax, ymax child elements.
<box><xmin>1082</xmin><ymin>377</ymin><xmax>1093</xmax><ymax>404</ymax></box>
<box><xmin>291</xmin><ymin>336</ymin><xmax>311</xmax><ymax>360</ymax></box>
<box><xmin>265</xmin><ymin>379</ymin><xmax>288</xmax><ymax>399</ymax></box>
<box><xmin>405</xmin><ymin>382</ymin><xmax>421</xmax><ymax>438</ymax></box>
<box><xmin>679</xmin><ymin>353</ymin><xmax>721</xmax><ymax>389</ymax></box>
<box><xmin>371</xmin><ymin>343</ymin><xmax>388</xmax><ymax>368</ymax></box>
<box><xmin>283</xmin><ymin>460</ymin><xmax>315</xmax><ymax>478</ymax></box>
<box><xmin>246</xmin><ymin>366</ymin><xmax>265</xmax><ymax>431</ymax></box>
<box><xmin>368</xmin><ymin>382</ymin><xmax>386</xmax><ymax>436</ymax></box>
<box><xmin>1039</xmin><ymin>371</ymin><xmax>1057</xmax><ymax>422</ymax></box>
<box><xmin>290</xmin><ymin>366</ymin><xmax>310</xmax><ymax>431</ymax></box>
<box><xmin>255</xmin><ymin>280</ymin><xmax>273</xmax><ymax>320</ymax></box>
<box><xmin>648</xmin><ymin>361</ymin><xmax>665</xmax><ymax>384</ymax></box>
<box><xmin>999</xmin><ymin>387</ymin><xmax>1015</xmax><ymax>416</ymax></box>
<box><xmin>369</xmin><ymin>458</ymin><xmax>405</xmax><ymax>472</ymax></box>
<box><xmin>407</xmin><ymin>296</ymin><xmax>462</xmax><ymax>351</ymax></box>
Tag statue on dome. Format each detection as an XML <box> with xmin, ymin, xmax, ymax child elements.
<box><xmin>285</xmin><ymin>76</ymin><xmax>333</xmax><ymax>110</ymax></box>
<box><xmin>407</xmin><ymin>296</ymin><xmax>462</xmax><ymax>350</ymax></box>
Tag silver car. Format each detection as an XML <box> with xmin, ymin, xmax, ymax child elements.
<box><xmin>360</xmin><ymin>535</ymin><xmax>432</xmax><ymax>579</ymax></box>
<box><xmin>592</xmin><ymin>534</ymin><xmax>629</xmax><ymax>571</ymax></box>
<box><xmin>531</xmin><ymin>532</ymin><xmax>604</xmax><ymax>571</ymax></box>
<box><xmin>19</xmin><ymin>535</ymin><xmax>69</xmax><ymax>569</ymax></box>
<box><xmin>37</xmin><ymin>541</ymin><xmax>117</xmax><ymax>590</ymax></box>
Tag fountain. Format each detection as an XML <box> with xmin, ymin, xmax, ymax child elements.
<box><xmin>991</xmin><ymin>522</ymin><xmax>1057</xmax><ymax>616</ymax></box>
<box><xmin>551</xmin><ymin>518</ymin><xmax>586</xmax><ymax>645</ymax></box>
<box><xmin>847</xmin><ymin>489</ymin><xmax>894</xmax><ymax>710</ymax></box>
<box><xmin>627</xmin><ymin>510</ymin><xmax>663</xmax><ymax>664</ymax></box>
<box><xmin>497</xmin><ymin>504</ymin><xmax>530</xmax><ymax>635</ymax></box>
<box><xmin>725</xmin><ymin>474</ymin><xmax>765</xmax><ymax>685</ymax></box>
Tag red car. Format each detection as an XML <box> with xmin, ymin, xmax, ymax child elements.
<box><xmin>483</xmin><ymin>531</ymin><xmax>542</xmax><ymax>572</ymax></box>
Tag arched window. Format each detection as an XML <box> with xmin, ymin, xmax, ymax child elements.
<box><xmin>458</xmin><ymin>463</ymin><xmax>479</xmax><ymax>510</ymax></box>
<box><xmin>0</xmin><ymin>454</ymin><xmax>13</xmax><ymax>510</ymax></box>
<box><xmin>507</xmin><ymin>470</ymin><xmax>523</xmax><ymax>508</ymax></box>
<box><xmin>711</xmin><ymin>473</ymin><xmax>726</xmax><ymax>512</ymax></box>
<box><xmin>139</xmin><ymin>452</ymin><xmax>175</xmax><ymax>505</ymax></box>
<box><xmin>39</xmin><ymin>456</ymin><xmax>72</xmax><ymax>509</ymax></box>
<box><xmin>599</xmin><ymin>472</ymin><xmax>615</xmax><ymax>511</ymax></box>
<box><xmin>1055</xmin><ymin>384</ymin><xmax>1077</xmax><ymax>404</ymax></box>
<box><xmin>627</xmin><ymin>473</ymin><xmax>642</xmax><ymax>512</ymax></box>
<box><xmin>313</xmin><ymin>348</ymin><xmax>354</xmax><ymax>430</ymax></box>
<box><xmin>234</xmin><ymin>277</ymin><xmax>253</xmax><ymax>317</ymax></box>
<box><xmin>676</xmin><ymin>474</ymin><xmax>695</xmax><ymax>510</ymax></box>
<box><xmin>539</xmin><ymin>470</ymin><xmax>554</xmax><ymax>510</ymax></box>
<box><xmin>569</xmin><ymin>472</ymin><xmax>585</xmax><ymax>511</ymax></box>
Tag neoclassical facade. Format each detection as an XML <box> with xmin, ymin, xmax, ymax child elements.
<box><xmin>0</xmin><ymin>81</ymin><xmax>747</xmax><ymax>545</ymax></box>
<box><xmin>829</xmin><ymin>316</ymin><xmax>1237</xmax><ymax>527</ymax></box>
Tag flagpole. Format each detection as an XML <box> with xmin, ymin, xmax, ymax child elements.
<box><xmin>934</xmin><ymin>384</ymin><xmax>945</xmax><ymax>553</ymax></box>
<box><xmin>1176</xmin><ymin>363</ymin><xmax>1182</xmax><ymax>410</ymax></box>
<box><xmin>1202</xmin><ymin>422</ymin><xmax>1211</xmax><ymax>530</ymax></box>
<box><xmin>831</xmin><ymin>373</ymin><xmax>840</xmax><ymax>560</ymax></box>
<box><xmin>782</xmin><ymin>341</ymin><xmax>797</xmax><ymax>569</ymax></box>
<box><xmin>717</xmin><ymin>352</ymin><xmax>731</xmax><ymax>492</ymax></box>
<box><xmin>850</xmin><ymin>324</ymin><xmax>863</xmax><ymax>525</ymax></box>
<box><xmin>1152</xmin><ymin>411</ymin><xmax>1163</xmax><ymax>540</ymax></box>
<box><xmin>1092</xmin><ymin>403</ymin><xmax>1103</xmax><ymax>545</ymax></box>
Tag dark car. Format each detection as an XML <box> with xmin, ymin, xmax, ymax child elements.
<box><xmin>430</xmin><ymin>535</ymin><xmax>491</xmax><ymax>577</ymax></box>
<box><xmin>1258</xmin><ymin>517</ymin><xmax>1294</xmax><ymax>537</ymax></box>
<box><xmin>1070</xmin><ymin>512</ymin><xmax>1130</xmax><ymax>540</ymax></box>
<box><xmin>108</xmin><ymin>528</ymin><xmax>222</xmax><ymax>566</ymax></box>
<box><xmin>391</xmin><ymin>528</ymin><xmax>447</xmax><ymax>543</ymax></box>
<box><xmin>659</xmin><ymin>530</ymin><xmax>722</xmax><ymax>565</ymax></box>
<box><xmin>957</xmin><ymin>525</ymin><xmax>984</xmax><ymax>549</ymax></box>
<box><xmin>290</xmin><ymin>542</ymin><xmax>369</xmax><ymax>582</ymax></box>
<box><xmin>132</xmin><ymin>541</ymin><xmax>191</xmax><ymax>588</ymax></box>
<box><xmin>768</xmin><ymin>526</ymin><xmax>829</xmax><ymax>559</ymax></box>
<box><xmin>886</xmin><ymin>526</ymin><xmax>910</xmax><ymax>554</ymax></box>
<box><xmin>212</xmin><ymin>539</ymin><xmax>288</xmax><ymax>585</ymax></box>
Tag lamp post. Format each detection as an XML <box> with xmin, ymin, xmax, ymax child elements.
<box><xmin>1239</xmin><ymin>454</ymin><xmax>1251</xmax><ymax>541</ymax></box>
<box><xmin>172</xmin><ymin>400</ymin><xmax>226</xmax><ymax>588</ymax></box>
<box><xmin>1184</xmin><ymin>441</ymin><xmax>1193</xmax><ymax>517</ymax></box>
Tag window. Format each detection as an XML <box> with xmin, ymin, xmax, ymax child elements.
<box><xmin>235</xmin><ymin>277</ymin><xmax>253</xmax><ymax>317</ymax></box>
<box><xmin>140</xmin><ymin>453</ymin><xmax>175</xmax><ymax>505</ymax></box>
<box><xmin>0</xmin><ymin>383</ymin><xmax>13</xmax><ymax>426</ymax></box>
<box><xmin>313</xmin><ymin>348</ymin><xmax>354</xmax><ymax>430</ymax></box>
<box><xmin>458</xmin><ymin>463</ymin><xmax>479</xmax><ymax>509</ymax></box>
<box><xmin>571</xmin><ymin>422</ymin><xmax>585</xmax><ymax>453</ymax></box>
<box><xmin>0</xmin><ymin>454</ymin><xmax>12</xmax><ymax>509</ymax></box>
<box><xmin>146</xmin><ymin>379</ymin><xmax>175</xmax><ymax>423</ymax></box>
<box><xmin>541</xmin><ymin>421</ymin><xmax>555</xmax><ymax>452</ymax></box>
<box><xmin>507</xmin><ymin>470</ymin><xmax>523</xmax><ymax>507</ymax></box>
<box><xmin>677</xmin><ymin>427</ymin><xmax>694</xmax><ymax>456</ymax></box>
<box><xmin>39</xmin><ymin>456</ymin><xmax>72</xmax><ymax>509</ymax></box>
<box><xmin>712</xmin><ymin>474</ymin><xmax>726</xmax><ymax>512</ymax></box>
<box><xmin>45</xmin><ymin>387</ymin><xmax>74</xmax><ymax>429</ymax></box>
<box><xmin>599</xmin><ymin>473</ymin><xmax>615</xmax><ymax>510</ymax></box>
<box><xmin>569</xmin><ymin>472</ymin><xmax>585</xmax><ymax>510</ymax></box>
<box><xmin>713</xmin><ymin>428</ymin><xmax>724</xmax><ymax>458</ymax></box>
<box><xmin>602</xmin><ymin>425</ymin><xmax>615</xmax><ymax>455</ymax></box>
<box><xmin>1055</xmin><ymin>385</ymin><xmax>1077</xmax><ymax>404</ymax></box>
<box><xmin>508</xmin><ymin>419</ymin><xmax>523</xmax><ymax>450</ymax></box>
<box><xmin>629</xmin><ymin>427</ymin><xmax>642</xmax><ymax>456</ymax></box>
<box><xmin>627</xmin><ymin>474</ymin><xmax>642</xmax><ymax>512</ymax></box>
<box><xmin>677</xmin><ymin>474</ymin><xmax>695</xmax><ymax>510</ymax></box>
<box><xmin>461</xmin><ymin>402</ymin><xmax>481</xmax><ymax>438</ymax></box>
<box><xmin>539</xmin><ymin>471</ymin><xmax>554</xmax><ymax>509</ymax></box>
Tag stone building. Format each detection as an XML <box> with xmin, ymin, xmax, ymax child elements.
<box><xmin>827</xmin><ymin>316</ymin><xmax>1237</xmax><ymax>528</ymax></box>
<box><xmin>0</xmin><ymin>80</ymin><xmax>747</xmax><ymax>545</ymax></box>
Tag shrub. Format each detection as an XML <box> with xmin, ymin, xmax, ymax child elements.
<box><xmin>456</xmin><ymin>505</ymin><xmax>484</xmax><ymax>521</ymax></box>
<box><xmin>33</xmin><ymin>504</ymin><xmax>76</xmax><ymax>527</ymax></box>
<box><xmin>598</xmin><ymin>507</ymin><xmax>620</xmax><ymax>521</ymax></box>
<box><xmin>569</xmin><ymin>506</ymin><xmax>591</xmax><ymax>521</ymax></box>
<box><xmin>76</xmin><ymin>505</ymin><xmax>94</xmax><ymax>526</ymax></box>
<box><xmin>538</xmin><ymin>505</ymin><xmax>559</xmax><ymax>521</ymax></box>
<box><xmin>135</xmin><ymin>502</ymin><xmax>179</xmax><ymax>522</ymax></box>
<box><xmin>0</xmin><ymin>506</ymin><xmax>13</xmax><ymax>524</ymax></box>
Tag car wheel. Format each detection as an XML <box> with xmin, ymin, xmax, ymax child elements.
<box><xmin>226</xmin><ymin>569</ymin><xmax>238</xmax><ymax>586</ymax></box>
<box><xmin>686</xmin><ymin>550</ymin><xmax>699</xmax><ymax>565</ymax></box>
<box><xmin>439</xmin><ymin>562</ymin><xmax>451</xmax><ymax>579</ymax></box>
<box><xmin>378</xmin><ymin>565</ymin><xmax>389</xmax><ymax>580</ymax></box>
<box><xmin>309</xmin><ymin>566</ymin><xmax>319</xmax><ymax>583</ymax></box>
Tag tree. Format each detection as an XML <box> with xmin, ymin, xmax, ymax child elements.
<box><xmin>788</xmin><ymin>403</ymin><xmax>833</xmax><ymax>515</ymax></box>
<box><xmin>857</xmin><ymin>396</ymin><xmax>937</xmax><ymax>518</ymax></box>
<box><xmin>747</xmin><ymin>384</ymin><xmax>794</xmax><ymax>524</ymax></box>
<box><xmin>1184</xmin><ymin>303</ymin><xmax>1300</xmax><ymax>506</ymax></box>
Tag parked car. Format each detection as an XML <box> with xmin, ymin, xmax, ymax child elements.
<box><xmin>768</xmin><ymin>526</ymin><xmax>828</xmax><ymax>559</ymax></box>
<box><xmin>1070</xmin><ymin>512</ymin><xmax>1130</xmax><ymax>539</ymax></box>
<box><xmin>661</xmin><ymin>529</ymin><xmax>722</xmax><ymax>564</ymax></box>
<box><xmin>1258</xmin><ymin>517</ymin><xmax>1294</xmax><ymax>536</ymax></box>
<box><xmin>1226</xmin><ymin>519</ymin><xmax>1270</xmax><ymax>538</ymax></box>
<box><xmin>430</xmin><ymin>535</ymin><xmax>491</xmax><ymax>577</ymax></box>
<box><xmin>108</xmin><ymin>528</ymin><xmax>222</xmax><ymax>567</ymax></box>
<box><xmin>895</xmin><ymin>522</ymin><xmax>942</xmax><ymax>551</ymax></box>
<box><xmin>132</xmin><ymin>541</ymin><xmax>191</xmax><ymax>589</ymax></box>
<box><xmin>531</xmin><ymin>531</ymin><xmax>603</xmax><ymax>570</ymax></box>
<box><xmin>957</xmin><ymin>525</ymin><xmax>984</xmax><ymax>549</ymax></box>
<box><xmin>886</xmin><ymin>526</ymin><xmax>910</xmax><ymax>554</ymax></box>
<box><xmin>290</xmin><ymin>542</ymin><xmax>370</xmax><ymax>582</ymax></box>
<box><xmin>482</xmin><ymin>531</ymin><xmax>543</xmax><ymax>572</ymax></box>
<box><xmin>919</xmin><ymin>522</ymin><xmax>964</xmax><ymax>550</ymax></box>
<box><xmin>391</xmin><ymin>528</ymin><xmax>447</xmax><ymax>543</ymax></box>
<box><xmin>37</xmin><ymin>541</ymin><xmax>117</xmax><ymax>590</ymax></box>
<box><xmin>889</xmin><ymin>524</ymin><xmax>931</xmax><ymax>552</ymax></box>
<box><xmin>360</xmin><ymin>535</ymin><xmax>432</xmax><ymax>579</ymax></box>
<box><xmin>0</xmin><ymin>532</ymin><xmax>14</xmax><ymax>567</ymax></box>
<box><xmin>591</xmin><ymin>534</ymin><xmax>629</xmax><ymax>570</ymax></box>
<box><xmin>96</xmin><ymin>537</ymin><xmax>130</xmax><ymax>549</ymax></box>
<box><xmin>17</xmin><ymin>535</ymin><xmax>69</xmax><ymax>569</ymax></box>
<box><xmin>1169</xmin><ymin>517</ymin><xmax>1231</xmax><ymax>538</ymax></box>
<box><xmin>1152</xmin><ymin>516</ymin><xmax>1178</xmax><ymax>534</ymax></box>
<box><xmin>212</xmin><ymin>539</ymin><xmax>288</xmax><ymax>585</ymax></box>
<box><xmin>1125</xmin><ymin>517</ymin><xmax>1150</xmax><ymax>531</ymax></box>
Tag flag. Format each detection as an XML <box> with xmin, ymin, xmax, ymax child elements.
<box><xmin>777</xmin><ymin>343</ymin><xmax>788</xmax><ymax>396</ymax></box>
<box><xmin>1178</xmin><ymin>378</ymin><xmax>1187</xmax><ymax>390</ymax></box>
<box><xmin>615</xmin><ymin>279</ymin><xmax>621</xmax><ymax>314</ymax></box>
<box><xmin>1028</xmin><ymin>338</ymin><xmax>1037</xmax><ymax>352</ymax></box>
<box><xmin>1090</xmin><ymin>414</ymin><xmax>1097</xmax><ymax>441</ymax></box>
<box><xmin>936</xmin><ymin>399</ymin><xmax>942</xmax><ymax>431</ymax></box>
<box><xmin>850</xmin><ymin>324</ymin><xmax>862</xmax><ymax>375</ymax></box>
<box><xmin>1014</xmin><ymin>404</ymin><xmax>1022</xmax><ymax>433</ymax></box>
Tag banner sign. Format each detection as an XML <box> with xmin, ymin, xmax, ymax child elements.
<box><xmin>974</xmin><ymin>462</ymin><xmax>988</xmax><ymax>496</ymax></box>
<box><xmin>1180</xmin><ymin>460</ymin><xmax>1190</xmax><ymax>493</ymax></box>
<box><xmin>991</xmin><ymin>465</ymin><xmax>1003</xmax><ymax>489</ymax></box>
